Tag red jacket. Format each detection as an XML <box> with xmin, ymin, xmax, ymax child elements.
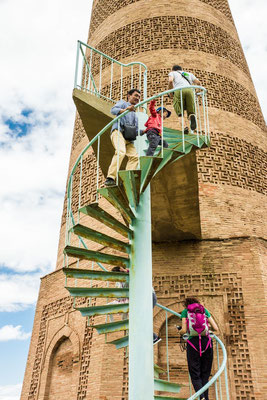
<box><xmin>144</xmin><ymin>100</ymin><xmax>162</xmax><ymax>135</ymax></box>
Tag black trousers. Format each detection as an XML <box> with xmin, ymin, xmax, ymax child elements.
<box><xmin>146</xmin><ymin>129</ymin><xmax>168</xmax><ymax>156</ymax></box>
<box><xmin>187</xmin><ymin>336</ymin><xmax>213</xmax><ymax>400</ymax></box>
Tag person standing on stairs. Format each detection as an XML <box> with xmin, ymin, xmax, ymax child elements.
<box><xmin>179</xmin><ymin>297</ymin><xmax>219</xmax><ymax>400</ymax></box>
<box><xmin>142</xmin><ymin>99</ymin><xmax>171</xmax><ymax>156</ymax></box>
<box><xmin>168</xmin><ymin>65</ymin><xmax>201</xmax><ymax>133</ymax></box>
<box><xmin>104</xmin><ymin>88</ymin><xmax>141</xmax><ymax>186</ymax></box>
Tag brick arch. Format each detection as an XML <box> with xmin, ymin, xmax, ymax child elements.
<box><xmin>38</xmin><ymin>325</ymin><xmax>81</xmax><ymax>400</ymax></box>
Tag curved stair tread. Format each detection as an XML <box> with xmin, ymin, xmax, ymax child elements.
<box><xmin>79</xmin><ymin>203</ymin><xmax>132</xmax><ymax>238</ymax></box>
<box><xmin>154</xmin><ymin>378</ymin><xmax>188</xmax><ymax>393</ymax></box>
<box><xmin>98</xmin><ymin>186</ymin><xmax>135</xmax><ymax>224</ymax></box>
<box><xmin>65</xmin><ymin>286</ymin><xmax>129</xmax><ymax>298</ymax></box>
<box><xmin>63</xmin><ymin>267</ymin><xmax>129</xmax><ymax>282</ymax></box>
<box><xmin>107</xmin><ymin>335</ymin><xmax>129</xmax><ymax>349</ymax></box>
<box><xmin>75</xmin><ymin>303</ymin><xmax>129</xmax><ymax>317</ymax></box>
<box><xmin>64</xmin><ymin>245</ymin><xmax>129</xmax><ymax>268</ymax></box>
<box><xmin>154</xmin><ymin>396</ymin><xmax>187</xmax><ymax>400</ymax></box>
<box><xmin>71</xmin><ymin>223</ymin><xmax>130</xmax><ymax>253</ymax></box>
<box><xmin>118</xmin><ymin>169</ymin><xmax>141</xmax><ymax>209</ymax></box>
<box><xmin>93</xmin><ymin>319</ymin><xmax>129</xmax><ymax>334</ymax></box>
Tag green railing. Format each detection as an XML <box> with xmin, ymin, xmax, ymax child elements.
<box><xmin>65</xmin><ymin>84</ymin><xmax>210</xmax><ymax>249</ymax></box>
<box><xmin>74</xmin><ymin>40</ymin><xmax>148</xmax><ymax>104</ymax></box>
<box><xmin>156</xmin><ymin>303</ymin><xmax>230</xmax><ymax>400</ymax></box>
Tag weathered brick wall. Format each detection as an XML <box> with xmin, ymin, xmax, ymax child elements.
<box><xmin>22</xmin><ymin>0</ymin><xmax>267</xmax><ymax>399</ymax></box>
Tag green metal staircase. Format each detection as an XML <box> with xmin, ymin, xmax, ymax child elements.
<box><xmin>63</xmin><ymin>42</ymin><xmax>229</xmax><ymax>400</ymax></box>
<box><xmin>64</xmin><ymin>124</ymin><xmax>209</xmax><ymax>399</ymax></box>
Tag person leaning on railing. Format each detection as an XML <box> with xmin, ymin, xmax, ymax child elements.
<box><xmin>104</xmin><ymin>88</ymin><xmax>141</xmax><ymax>187</ymax></box>
<box><xmin>168</xmin><ymin>65</ymin><xmax>201</xmax><ymax>133</ymax></box>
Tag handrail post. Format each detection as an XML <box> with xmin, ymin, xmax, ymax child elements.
<box><xmin>99</xmin><ymin>54</ymin><xmax>103</xmax><ymax>95</ymax></box>
<box><xmin>74</xmin><ymin>41</ymin><xmax>80</xmax><ymax>89</ymax></box>
<box><xmin>143</xmin><ymin>69</ymin><xmax>148</xmax><ymax>111</ymax></box>
<box><xmin>165</xmin><ymin>310</ymin><xmax>170</xmax><ymax>381</ymax></box>
<box><xmin>181</xmin><ymin>89</ymin><xmax>185</xmax><ymax>152</ymax></box>
<box><xmin>110</xmin><ymin>61</ymin><xmax>113</xmax><ymax>100</ymax></box>
<box><xmin>161</xmin><ymin>96</ymin><xmax>164</xmax><ymax>158</ymax></box>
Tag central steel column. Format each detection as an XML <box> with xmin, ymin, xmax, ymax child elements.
<box><xmin>129</xmin><ymin>185</ymin><xmax>154</xmax><ymax>400</ymax></box>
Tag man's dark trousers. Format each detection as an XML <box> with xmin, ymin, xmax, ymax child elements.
<box><xmin>186</xmin><ymin>336</ymin><xmax>213</xmax><ymax>400</ymax></box>
<box><xmin>146</xmin><ymin>128</ymin><xmax>168</xmax><ymax>156</ymax></box>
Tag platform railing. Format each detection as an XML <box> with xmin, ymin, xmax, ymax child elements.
<box><xmin>74</xmin><ymin>40</ymin><xmax>148</xmax><ymax>104</ymax></box>
<box><xmin>156</xmin><ymin>303</ymin><xmax>230</xmax><ymax>400</ymax></box>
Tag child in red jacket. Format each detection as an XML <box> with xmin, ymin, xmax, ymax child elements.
<box><xmin>143</xmin><ymin>100</ymin><xmax>171</xmax><ymax>156</ymax></box>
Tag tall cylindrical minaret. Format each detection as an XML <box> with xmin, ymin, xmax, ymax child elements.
<box><xmin>21</xmin><ymin>1</ymin><xmax>266</xmax><ymax>400</ymax></box>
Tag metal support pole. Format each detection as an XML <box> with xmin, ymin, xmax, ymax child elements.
<box><xmin>129</xmin><ymin>186</ymin><xmax>154</xmax><ymax>400</ymax></box>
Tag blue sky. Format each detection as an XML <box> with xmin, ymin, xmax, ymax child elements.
<box><xmin>0</xmin><ymin>1</ymin><xmax>266</xmax><ymax>399</ymax></box>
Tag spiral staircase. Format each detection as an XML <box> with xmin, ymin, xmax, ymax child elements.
<box><xmin>63</xmin><ymin>42</ymin><xmax>228</xmax><ymax>400</ymax></box>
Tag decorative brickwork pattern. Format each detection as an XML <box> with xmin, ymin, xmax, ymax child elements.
<box><xmin>152</xmin><ymin>273</ymin><xmax>255</xmax><ymax>400</ymax></box>
<box><xmin>89</xmin><ymin>0</ymin><xmax>234</xmax><ymax>37</ymax></box>
<box><xmin>201</xmin><ymin>0</ymin><xmax>234</xmax><ymax>23</ymax></box>
<box><xmin>100</xmin><ymin>68</ymin><xmax>265</xmax><ymax>131</ymax></box>
<box><xmin>77</xmin><ymin>321</ymin><xmax>95</xmax><ymax>399</ymax></box>
<box><xmin>197</xmin><ymin>132</ymin><xmax>267</xmax><ymax>195</ymax></box>
<box><xmin>121</xmin><ymin>347</ymin><xmax>129</xmax><ymax>400</ymax></box>
<box><xmin>72</xmin><ymin>115</ymin><xmax>87</xmax><ymax>151</ymax></box>
<box><xmin>94</xmin><ymin>16</ymin><xmax>250</xmax><ymax>76</ymax></box>
<box><xmin>61</xmin><ymin>152</ymin><xmax>105</xmax><ymax>225</ymax></box>
<box><xmin>28</xmin><ymin>296</ymin><xmax>93</xmax><ymax>399</ymax></box>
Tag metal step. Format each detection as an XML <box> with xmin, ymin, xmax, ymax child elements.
<box><xmin>154</xmin><ymin>364</ymin><xmax>166</xmax><ymax>378</ymax></box>
<box><xmin>154</xmin><ymin>396</ymin><xmax>186</xmax><ymax>400</ymax></box>
<box><xmin>107</xmin><ymin>335</ymin><xmax>129</xmax><ymax>349</ymax></box>
<box><xmin>64</xmin><ymin>245</ymin><xmax>129</xmax><ymax>268</ymax></box>
<box><xmin>118</xmin><ymin>169</ymin><xmax>141</xmax><ymax>209</ymax></box>
<box><xmin>65</xmin><ymin>286</ymin><xmax>129</xmax><ymax>298</ymax></box>
<box><xmin>154</xmin><ymin>378</ymin><xmax>184</xmax><ymax>393</ymax></box>
<box><xmin>71</xmin><ymin>224</ymin><xmax>130</xmax><ymax>253</ymax></box>
<box><xmin>140</xmin><ymin>156</ymin><xmax>163</xmax><ymax>193</ymax></box>
<box><xmin>93</xmin><ymin>319</ymin><xmax>129</xmax><ymax>334</ymax></box>
<box><xmin>63</xmin><ymin>267</ymin><xmax>129</xmax><ymax>282</ymax></box>
<box><xmin>79</xmin><ymin>203</ymin><xmax>132</xmax><ymax>238</ymax></box>
<box><xmin>98</xmin><ymin>186</ymin><xmax>135</xmax><ymax>224</ymax></box>
<box><xmin>75</xmin><ymin>303</ymin><xmax>129</xmax><ymax>317</ymax></box>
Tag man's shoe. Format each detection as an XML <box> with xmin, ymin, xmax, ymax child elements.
<box><xmin>184</xmin><ymin>127</ymin><xmax>189</xmax><ymax>134</ymax></box>
<box><xmin>189</xmin><ymin>114</ymin><xmax>197</xmax><ymax>131</ymax></box>
<box><xmin>153</xmin><ymin>336</ymin><xmax>162</xmax><ymax>345</ymax></box>
<box><xmin>104</xmin><ymin>177</ymin><xmax>116</xmax><ymax>186</ymax></box>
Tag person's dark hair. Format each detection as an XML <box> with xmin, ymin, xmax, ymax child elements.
<box><xmin>183</xmin><ymin>297</ymin><xmax>200</xmax><ymax>308</ymax></box>
<box><xmin>172</xmin><ymin>65</ymin><xmax>182</xmax><ymax>71</ymax></box>
<box><xmin>127</xmin><ymin>88</ymin><xmax>141</xmax><ymax>97</ymax></box>
<box><xmin>112</xmin><ymin>266</ymin><xmax>121</xmax><ymax>272</ymax></box>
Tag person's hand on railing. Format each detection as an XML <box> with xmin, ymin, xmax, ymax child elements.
<box><xmin>126</xmin><ymin>105</ymin><xmax>136</xmax><ymax>112</ymax></box>
<box><xmin>167</xmin><ymin>92</ymin><xmax>173</xmax><ymax>99</ymax></box>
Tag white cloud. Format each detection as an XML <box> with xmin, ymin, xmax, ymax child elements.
<box><xmin>229</xmin><ymin>0</ymin><xmax>267</xmax><ymax>121</ymax></box>
<box><xmin>0</xmin><ymin>325</ymin><xmax>31</xmax><ymax>342</ymax></box>
<box><xmin>0</xmin><ymin>0</ymin><xmax>92</xmax><ymax>276</ymax></box>
<box><xmin>0</xmin><ymin>384</ymin><xmax>22</xmax><ymax>400</ymax></box>
<box><xmin>0</xmin><ymin>273</ymin><xmax>41</xmax><ymax>312</ymax></box>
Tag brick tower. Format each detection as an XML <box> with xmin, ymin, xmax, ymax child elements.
<box><xmin>21</xmin><ymin>1</ymin><xmax>266</xmax><ymax>400</ymax></box>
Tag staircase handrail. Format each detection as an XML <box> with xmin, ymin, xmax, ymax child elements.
<box><xmin>156</xmin><ymin>302</ymin><xmax>229</xmax><ymax>400</ymax></box>
<box><xmin>75</xmin><ymin>40</ymin><xmax>148</xmax><ymax>103</ymax></box>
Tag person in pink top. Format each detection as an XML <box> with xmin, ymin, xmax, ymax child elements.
<box><xmin>143</xmin><ymin>100</ymin><xmax>171</xmax><ymax>156</ymax></box>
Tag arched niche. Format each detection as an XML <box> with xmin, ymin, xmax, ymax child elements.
<box><xmin>38</xmin><ymin>325</ymin><xmax>80</xmax><ymax>400</ymax></box>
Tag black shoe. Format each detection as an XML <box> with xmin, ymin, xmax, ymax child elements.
<box><xmin>189</xmin><ymin>114</ymin><xmax>197</xmax><ymax>131</ymax></box>
<box><xmin>184</xmin><ymin>127</ymin><xmax>189</xmax><ymax>134</ymax></box>
<box><xmin>104</xmin><ymin>177</ymin><xmax>116</xmax><ymax>186</ymax></box>
<box><xmin>153</xmin><ymin>336</ymin><xmax>162</xmax><ymax>345</ymax></box>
